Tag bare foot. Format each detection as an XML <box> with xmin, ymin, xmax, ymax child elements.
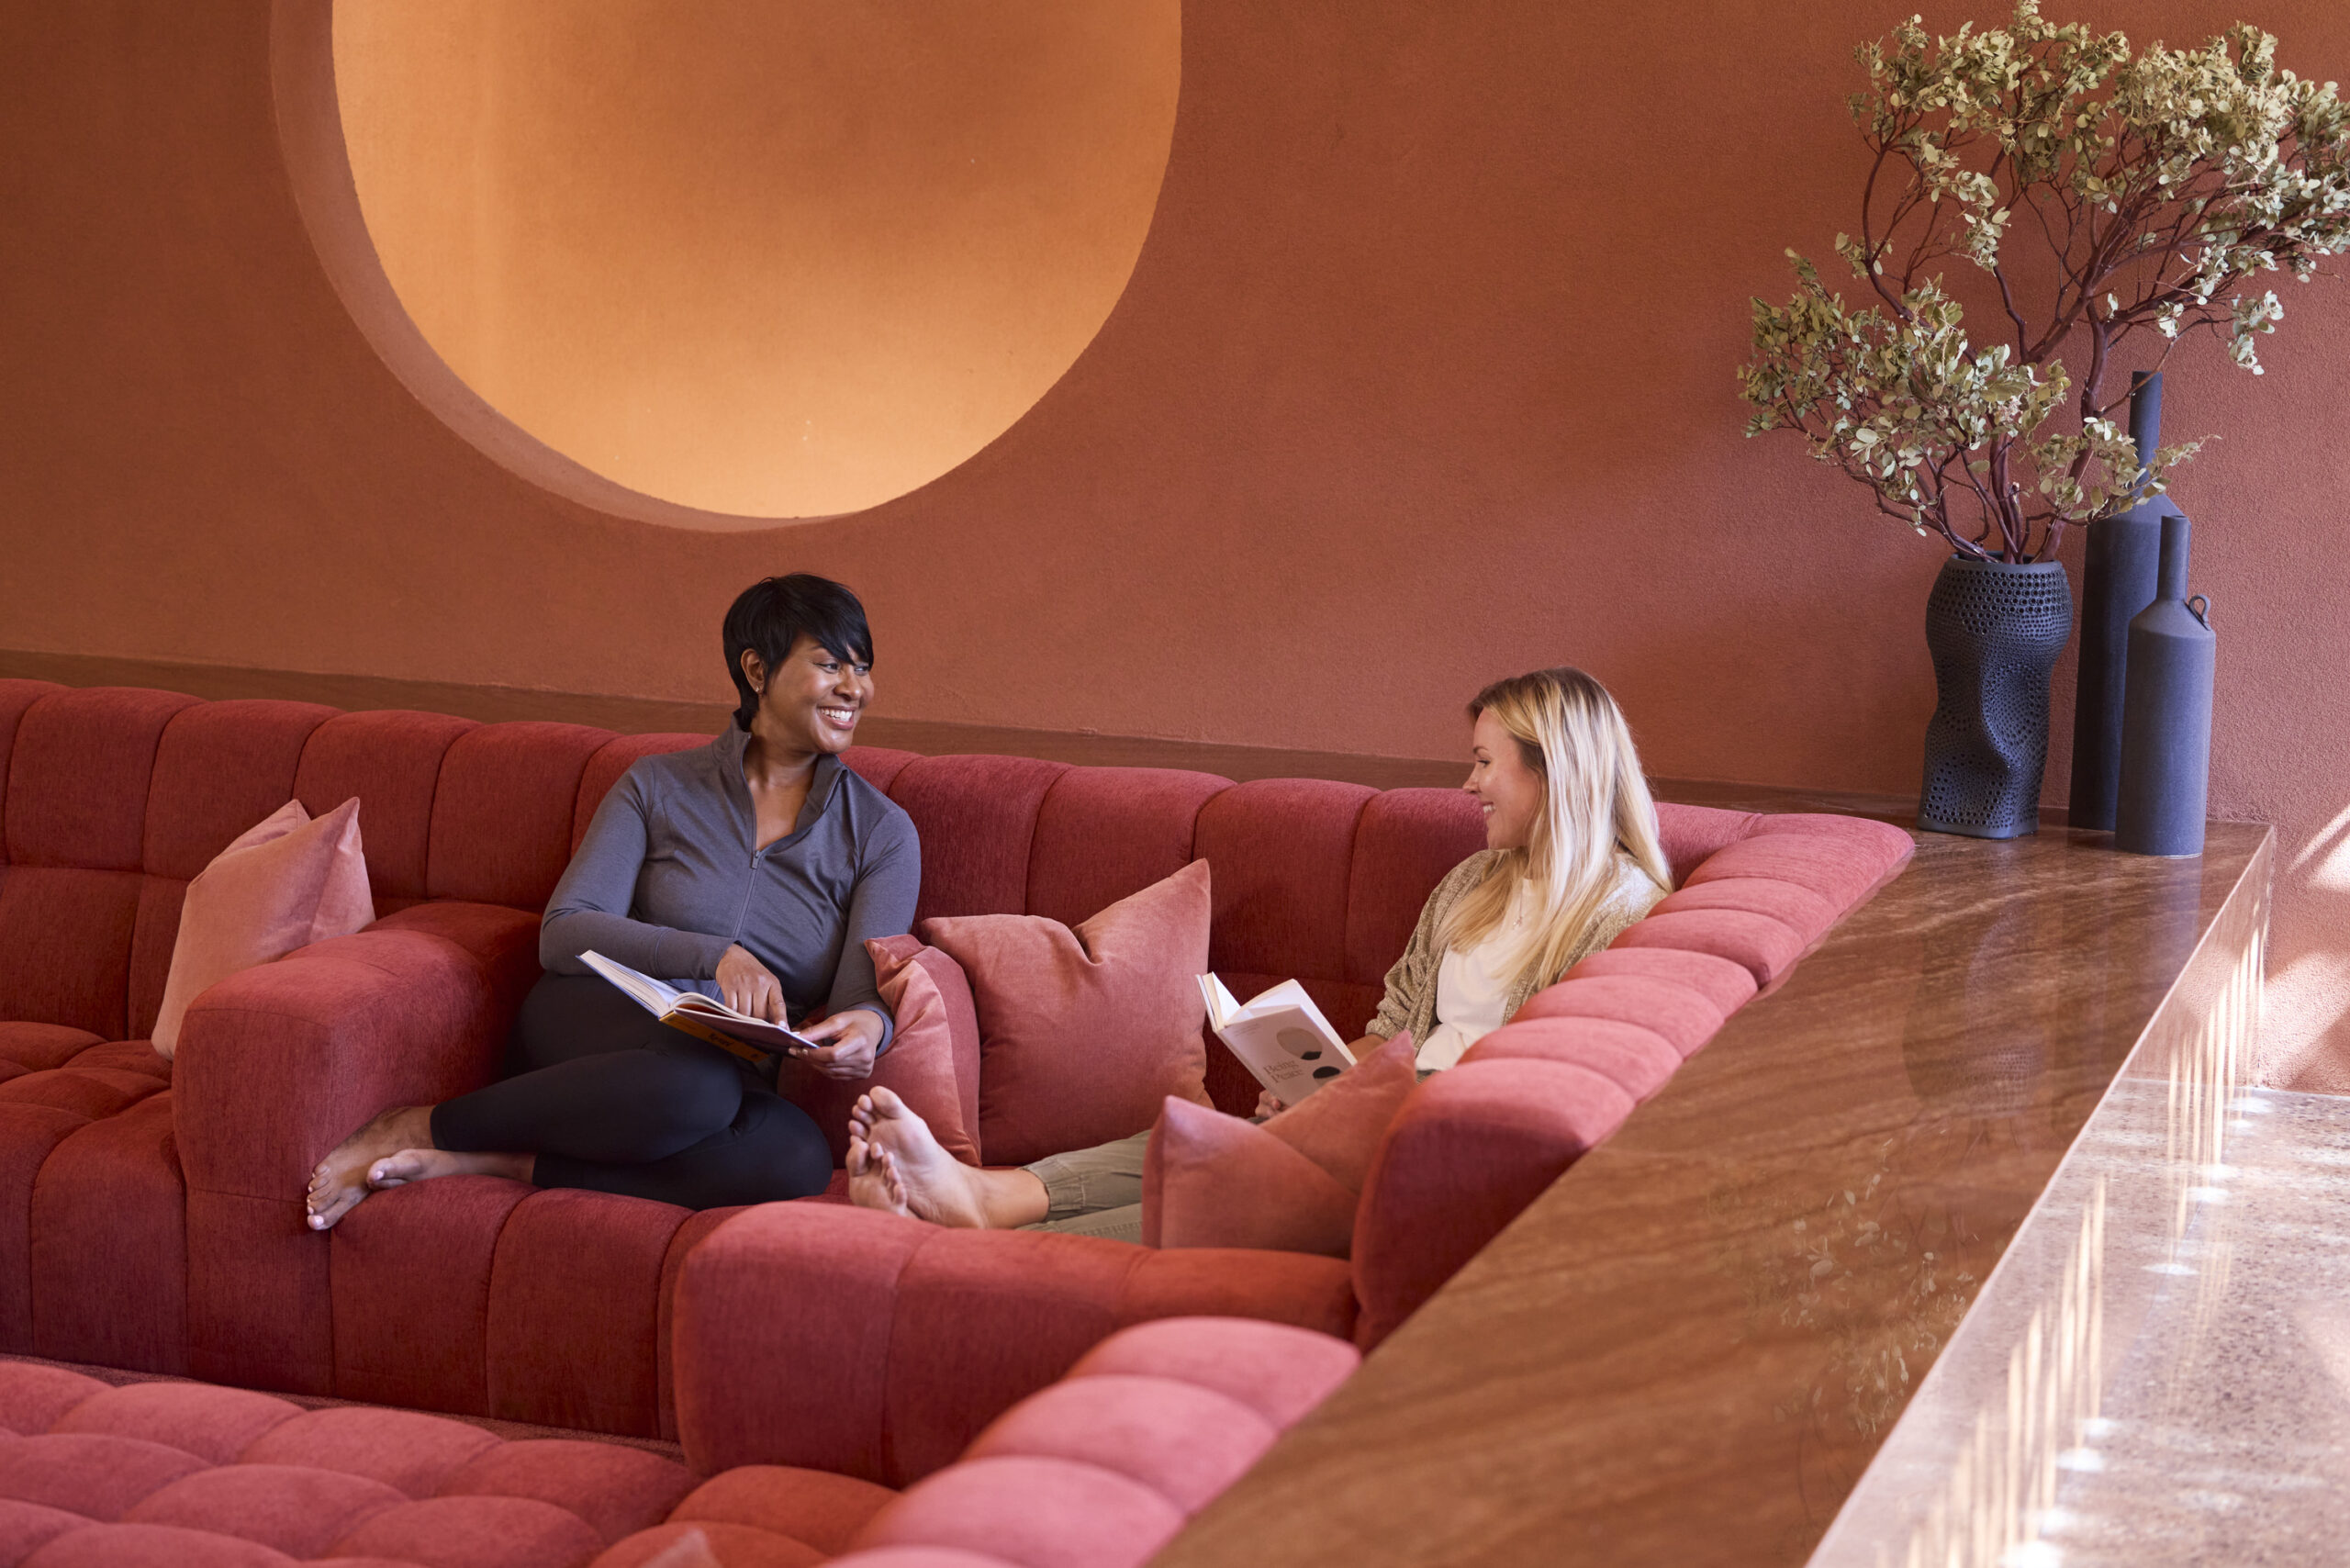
<box><xmin>308</xmin><ymin>1105</ymin><xmax>433</xmax><ymax>1231</ymax></box>
<box><xmin>858</xmin><ymin>1088</ymin><xmax>991</xmax><ymax>1228</ymax></box>
<box><xmin>368</xmin><ymin>1148</ymin><xmax>534</xmax><ymax>1189</ymax></box>
<box><xmin>845</xmin><ymin>1134</ymin><xmax>909</xmax><ymax>1216</ymax></box>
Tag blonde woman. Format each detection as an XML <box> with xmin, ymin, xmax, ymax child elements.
<box><xmin>845</xmin><ymin>666</ymin><xmax>1672</xmax><ymax>1239</ymax></box>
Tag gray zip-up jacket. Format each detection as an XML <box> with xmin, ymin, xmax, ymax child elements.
<box><xmin>541</xmin><ymin>727</ymin><xmax>920</xmax><ymax>1046</ymax></box>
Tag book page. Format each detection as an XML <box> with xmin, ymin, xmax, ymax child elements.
<box><xmin>1231</xmin><ymin>979</ymin><xmax>1317</xmax><ymax>1020</ymax></box>
<box><xmin>1197</xmin><ymin>974</ymin><xmax>1356</xmax><ymax>1106</ymax></box>
<box><xmin>1199</xmin><ymin>973</ymin><xmax>1242</xmax><ymax>1032</ymax></box>
<box><xmin>580</xmin><ymin>950</ymin><xmax>681</xmax><ymax>1015</ymax></box>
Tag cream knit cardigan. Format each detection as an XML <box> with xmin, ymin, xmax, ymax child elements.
<box><xmin>1365</xmin><ymin>849</ymin><xmax>1666</xmax><ymax>1046</ymax></box>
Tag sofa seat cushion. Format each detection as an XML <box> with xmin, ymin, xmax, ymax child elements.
<box><xmin>60</xmin><ymin>1039</ymin><xmax>172</xmax><ymax>1081</ymax></box>
<box><xmin>0</xmin><ymin>1057</ymin><xmax>169</xmax><ymax>1122</ymax></box>
<box><xmin>0</xmin><ymin>1039</ymin><xmax>184</xmax><ymax>1377</ymax></box>
<box><xmin>0</xmin><ymin>1360</ymin><xmax>704</xmax><ymax>1566</ymax></box>
<box><xmin>0</xmin><ymin>1360</ymin><xmax>1134</xmax><ymax>1568</ymax></box>
<box><xmin>0</xmin><ymin>1025</ymin><xmax>105</xmax><ymax>1083</ymax></box>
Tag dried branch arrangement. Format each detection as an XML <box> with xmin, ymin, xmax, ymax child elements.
<box><xmin>1740</xmin><ymin>3</ymin><xmax>2350</xmax><ymax>562</ymax></box>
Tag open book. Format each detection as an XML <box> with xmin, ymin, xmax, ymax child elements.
<box><xmin>581</xmin><ymin>950</ymin><xmax>822</xmax><ymax>1065</ymax></box>
<box><xmin>1198</xmin><ymin>976</ymin><xmax>1356</xmax><ymax>1107</ymax></box>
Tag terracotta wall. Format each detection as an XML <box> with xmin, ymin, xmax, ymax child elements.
<box><xmin>3</xmin><ymin>0</ymin><xmax>2347</xmax><ymax>1086</ymax></box>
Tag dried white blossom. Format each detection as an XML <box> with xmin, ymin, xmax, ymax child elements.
<box><xmin>1742</xmin><ymin>2</ymin><xmax>2350</xmax><ymax>560</ymax></box>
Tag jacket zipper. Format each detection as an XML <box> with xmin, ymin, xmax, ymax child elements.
<box><xmin>730</xmin><ymin>847</ymin><xmax>759</xmax><ymax>945</ymax></box>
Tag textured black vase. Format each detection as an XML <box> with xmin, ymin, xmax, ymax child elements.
<box><xmin>2115</xmin><ymin>511</ymin><xmax>2215</xmax><ymax>857</ymax></box>
<box><xmin>2068</xmin><ymin>372</ymin><xmax>2171</xmax><ymax>832</ymax></box>
<box><xmin>1919</xmin><ymin>556</ymin><xmax>2074</xmax><ymax>838</ymax></box>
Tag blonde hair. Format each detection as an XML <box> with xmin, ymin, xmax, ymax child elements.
<box><xmin>1437</xmin><ymin>667</ymin><xmax>1671</xmax><ymax>992</ymax></box>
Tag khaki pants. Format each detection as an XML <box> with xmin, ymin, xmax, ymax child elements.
<box><xmin>1019</xmin><ymin>1130</ymin><xmax>1151</xmax><ymax>1243</ymax></box>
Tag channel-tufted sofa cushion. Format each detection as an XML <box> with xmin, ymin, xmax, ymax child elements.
<box><xmin>0</xmin><ymin>1316</ymin><xmax>1357</xmax><ymax>1568</ymax></box>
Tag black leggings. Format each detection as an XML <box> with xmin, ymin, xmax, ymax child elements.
<box><xmin>430</xmin><ymin>973</ymin><xmax>834</xmax><ymax>1208</ymax></box>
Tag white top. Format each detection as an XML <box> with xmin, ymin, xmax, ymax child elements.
<box><xmin>1416</xmin><ymin>878</ymin><xmax>1537</xmax><ymax>1073</ymax></box>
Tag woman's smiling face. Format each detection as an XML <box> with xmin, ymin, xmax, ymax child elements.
<box><xmin>1463</xmin><ymin>708</ymin><xmax>1545</xmax><ymax>852</ymax></box>
<box><xmin>747</xmin><ymin>633</ymin><xmax>872</xmax><ymax>756</ymax></box>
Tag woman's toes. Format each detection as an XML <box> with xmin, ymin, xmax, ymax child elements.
<box><xmin>367</xmin><ymin>1149</ymin><xmax>431</xmax><ymax>1189</ymax></box>
<box><xmin>307</xmin><ymin>1185</ymin><xmax>362</xmax><ymax>1231</ymax></box>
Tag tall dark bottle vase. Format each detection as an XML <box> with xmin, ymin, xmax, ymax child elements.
<box><xmin>1919</xmin><ymin>556</ymin><xmax>2074</xmax><ymax>838</ymax></box>
<box><xmin>2115</xmin><ymin>511</ymin><xmax>2216</xmax><ymax>857</ymax></box>
<box><xmin>2068</xmin><ymin>371</ymin><xmax>2171</xmax><ymax>832</ymax></box>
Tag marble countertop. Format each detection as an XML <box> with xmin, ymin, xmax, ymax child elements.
<box><xmin>1152</xmin><ymin>799</ymin><xmax>2274</xmax><ymax>1568</ymax></box>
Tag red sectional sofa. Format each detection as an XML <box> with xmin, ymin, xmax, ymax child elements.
<box><xmin>0</xmin><ymin>680</ymin><xmax>1912</xmax><ymax>1450</ymax></box>
<box><xmin>0</xmin><ymin>1314</ymin><xmax>1358</xmax><ymax>1568</ymax></box>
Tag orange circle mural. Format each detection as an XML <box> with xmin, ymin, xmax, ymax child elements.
<box><xmin>324</xmin><ymin>0</ymin><xmax>1180</xmax><ymax>522</ymax></box>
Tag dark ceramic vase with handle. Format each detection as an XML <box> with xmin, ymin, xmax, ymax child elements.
<box><xmin>2114</xmin><ymin>510</ymin><xmax>2216</xmax><ymax>857</ymax></box>
<box><xmin>1918</xmin><ymin>555</ymin><xmax>2074</xmax><ymax>838</ymax></box>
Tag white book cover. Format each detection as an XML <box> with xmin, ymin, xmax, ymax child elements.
<box><xmin>580</xmin><ymin>949</ymin><xmax>822</xmax><ymax>1055</ymax></box>
<box><xmin>1198</xmin><ymin>975</ymin><xmax>1356</xmax><ymax>1107</ymax></box>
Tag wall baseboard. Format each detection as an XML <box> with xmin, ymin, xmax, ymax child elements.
<box><xmin>0</xmin><ymin>648</ymin><xmax>1919</xmax><ymax>817</ymax></box>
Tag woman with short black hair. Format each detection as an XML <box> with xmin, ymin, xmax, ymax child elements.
<box><xmin>305</xmin><ymin>573</ymin><xmax>920</xmax><ymax>1226</ymax></box>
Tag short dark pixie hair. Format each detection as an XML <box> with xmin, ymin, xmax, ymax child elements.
<box><xmin>722</xmin><ymin>575</ymin><xmax>874</xmax><ymax>731</ymax></box>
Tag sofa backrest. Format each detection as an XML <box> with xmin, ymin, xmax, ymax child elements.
<box><xmin>0</xmin><ymin>684</ymin><xmax>528</xmax><ymax>1041</ymax></box>
<box><xmin>0</xmin><ymin>689</ymin><xmax>1423</xmax><ymax>1064</ymax></box>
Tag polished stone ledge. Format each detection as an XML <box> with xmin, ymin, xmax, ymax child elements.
<box><xmin>1155</xmin><ymin>810</ymin><xmax>2274</xmax><ymax>1568</ymax></box>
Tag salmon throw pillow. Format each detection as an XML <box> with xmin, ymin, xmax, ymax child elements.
<box><xmin>152</xmin><ymin>798</ymin><xmax>375</xmax><ymax>1057</ymax></box>
<box><xmin>921</xmin><ymin>860</ymin><xmax>1214</xmax><ymax>1167</ymax></box>
<box><xmin>780</xmin><ymin>935</ymin><xmax>984</xmax><ymax>1168</ymax></box>
<box><xmin>1141</xmin><ymin>1033</ymin><xmax>1419</xmax><ymax>1257</ymax></box>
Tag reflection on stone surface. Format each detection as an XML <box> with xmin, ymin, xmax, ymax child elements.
<box><xmin>1865</xmin><ymin>1182</ymin><xmax>2106</xmax><ymax>1568</ymax></box>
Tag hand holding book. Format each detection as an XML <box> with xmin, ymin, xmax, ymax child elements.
<box><xmin>1198</xmin><ymin>976</ymin><xmax>1359</xmax><ymax>1109</ymax></box>
<box><xmin>715</xmin><ymin>943</ymin><xmax>789</xmax><ymax>1025</ymax></box>
<box><xmin>581</xmin><ymin>949</ymin><xmax>826</xmax><ymax>1064</ymax></box>
<box><xmin>711</xmin><ymin>943</ymin><xmax>880</xmax><ymax>1078</ymax></box>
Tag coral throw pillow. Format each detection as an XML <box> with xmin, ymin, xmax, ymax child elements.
<box><xmin>781</xmin><ymin>935</ymin><xmax>984</xmax><ymax>1168</ymax></box>
<box><xmin>921</xmin><ymin>860</ymin><xmax>1213</xmax><ymax>1167</ymax></box>
<box><xmin>1142</xmin><ymin>1033</ymin><xmax>1419</xmax><ymax>1257</ymax></box>
<box><xmin>152</xmin><ymin>798</ymin><xmax>375</xmax><ymax>1057</ymax></box>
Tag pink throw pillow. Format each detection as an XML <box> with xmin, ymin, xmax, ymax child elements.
<box><xmin>920</xmin><ymin>860</ymin><xmax>1213</xmax><ymax>1167</ymax></box>
<box><xmin>1145</xmin><ymin>1099</ymin><xmax>1359</xmax><ymax>1257</ymax></box>
<box><xmin>781</xmin><ymin>935</ymin><xmax>984</xmax><ymax>1168</ymax></box>
<box><xmin>1141</xmin><ymin>1033</ymin><xmax>1418</xmax><ymax>1256</ymax></box>
<box><xmin>152</xmin><ymin>799</ymin><xmax>375</xmax><ymax>1057</ymax></box>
